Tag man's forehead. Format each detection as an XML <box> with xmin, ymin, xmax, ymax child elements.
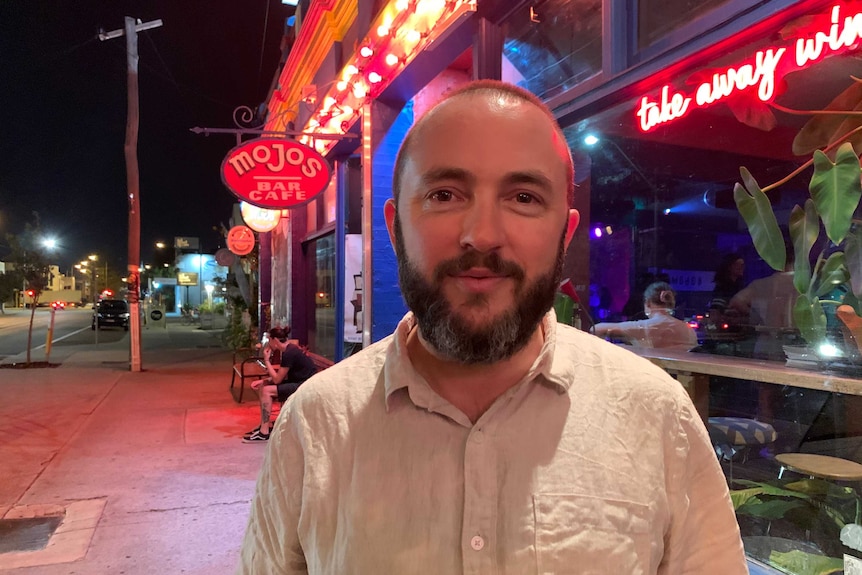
<box><xmin>404</xmin><ymin>99</ymin><xmax>563</xmax><ymax>171</ymax></box>
<box><xmin>421</xmin><ymin>93</ymin><xmax>546</xmax><ymax>131</ymax></box>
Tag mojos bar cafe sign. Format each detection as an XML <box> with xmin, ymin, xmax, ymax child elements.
<box><xmin>221</xmin><ymin>138</ymin><xmax>332</xmax><ymax>209</ymax></box>
<box><xmin>636</xmin><ymin>2</ymin><xmax>862</xmax><ymax>132</ymax></box>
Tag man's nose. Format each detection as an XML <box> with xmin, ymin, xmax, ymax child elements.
<box><xmin>460</xmin><ymin>201</ymin><xmax>504</xmax><ymax>253</ymax></box>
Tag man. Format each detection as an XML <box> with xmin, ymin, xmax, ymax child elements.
<box><xmin>728</xmin><ymin>251</ymin><xmax>797</xmax><ymax>361</ymax></box>
<box><xmin>242</xmin><ymin>326</ymin><xmax>317</xmax><ymax>443</ymax></box>
<box><xmin>238</xmin><ymin>80</ymin><xmax>746</xmax><ymax>573</ymax></box>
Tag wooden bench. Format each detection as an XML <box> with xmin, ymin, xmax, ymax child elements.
<box><xmin>230</xmin><ymin>348</ymin><xmax>335</xmax><ymax>404</ymax></box>
<box><xmin>306</xmin><ymin>351</ymin><xmax>335</xmax><ymax>372</ymax></box>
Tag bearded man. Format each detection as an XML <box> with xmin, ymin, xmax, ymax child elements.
<box><xmin>238</xmin><ymin>80</ymin><xmax>746</xmax><ymax>574</ymax></box>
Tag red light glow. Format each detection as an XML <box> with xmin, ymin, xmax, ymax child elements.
<box><xmin>298</xmin><ymin>0</ymin><xmax>477</xmax><ymax>155</ymax></box>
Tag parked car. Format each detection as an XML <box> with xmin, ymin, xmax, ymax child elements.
<box><xmin>92</xmin><ymin>299</ymin><xmax>130</xmax><ymax>331</ymax></box>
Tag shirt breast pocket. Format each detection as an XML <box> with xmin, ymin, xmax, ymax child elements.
<box><xmin>533</xmin><ymin>493</ymin><xmax>655</xmax><ymax>575</ymax></box>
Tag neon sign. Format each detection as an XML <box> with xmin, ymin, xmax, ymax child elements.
<box><xmin>636</xmin><ymin>3</ymin><xmax>862</xmax><ymax>132</ymax></box>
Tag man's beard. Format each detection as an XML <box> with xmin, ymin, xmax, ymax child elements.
<box><xmin>394</xmin><ymin>217</ymin><xmax>565</xmax><ymax>364</ymax></box>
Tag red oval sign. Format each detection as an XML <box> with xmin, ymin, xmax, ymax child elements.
<box><xmin>221</xmin><ymin>138</ymin><xmax>332</xmax><ymax>209</ymax></box>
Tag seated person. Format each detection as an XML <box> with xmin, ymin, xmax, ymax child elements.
<box><xmin>242</xmin><ymin>326</ymin><xmax>318</xmax><ymax>443</ymax></box>
<box><xmin>727</xmin><ymin>248</ymin><xmax>798</xmax><ymax>361</ymax></box>
<box><xmin>592</xmin><ymin>282</ymin><xmax>697</xmax><ymax>349</ymax></box>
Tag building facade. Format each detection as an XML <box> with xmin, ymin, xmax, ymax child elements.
<box><xmin>255</xmin><ymin>1</ymin><xmax>862</xmax><ymax>570</ymax></box>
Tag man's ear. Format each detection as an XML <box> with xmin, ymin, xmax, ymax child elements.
<box><xmin>384</xmin><ymin>198</ymin><xmax>398</xmax><ymax>254</ymax></box>
<box><xmin>564</xmin><ymin>208</ymin><xmax>580</xmax><ymax>249</ymax></box>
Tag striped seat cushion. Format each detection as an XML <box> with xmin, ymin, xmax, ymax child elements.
<box><xmin>708</xmin><ymin>417</ymin><xmax>777</xmax><ymax>446</ymax></box>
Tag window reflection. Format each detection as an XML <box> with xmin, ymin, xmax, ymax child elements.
<box><xmin>308</xmin><ymin>234</ymin><xmax>335</xmax><ymax>361</ymax></box>
<box><xmin>501</xmin><ymin>0</ymin><xmax>602</xmax><ymax>100</ymax></box>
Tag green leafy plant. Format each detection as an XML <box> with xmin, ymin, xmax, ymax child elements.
<box><xmin>221</xmin><ymin>297</ymin><xmax>257</xmax><ymax>352</ymax></box>
<box><xmin>734</xmin><ymin>142</ymin><xmax>862</xmax><ymax>347</ymax></box>
<box><xmin>731</xmin><ymin>477</ymin><xmax>861</xmax><ymax>574</ymax></box>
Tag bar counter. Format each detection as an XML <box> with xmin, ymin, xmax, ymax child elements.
<box><xmin>623</xmin><ymin>345</ymin><xmax>862</xmax><ymax>423</ymax></box>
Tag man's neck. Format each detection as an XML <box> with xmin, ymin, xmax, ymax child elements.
<box><xmin>406</xmin><ymin>323</ymin><xmax>545</xmax><ymax>424</ymax></box>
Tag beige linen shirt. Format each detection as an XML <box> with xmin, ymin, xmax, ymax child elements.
<box><xmin>238</xmin><ymin>311</ymin><xmax>746</xmax><ymax>574</ymax></box>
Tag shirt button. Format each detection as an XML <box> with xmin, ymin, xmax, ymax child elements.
<box><xmin>470</xmin><ymin>535</ymin><xmax>485</xmax><ymax>551</ymax></box>
<box><xmin>472</xmin><ymin>430</ymin><xmax>484</xmax><ymax>443</ymax></box>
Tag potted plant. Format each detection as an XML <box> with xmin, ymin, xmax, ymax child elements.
<box><xmin>734</xmin><ymin>116</ymin><xmax>862</xmax><ymax>358</ymax></box>
<box><xmin>731</xmin><ymin>476</ymin><xmax>861</xmax><ymax>574</ymax></box>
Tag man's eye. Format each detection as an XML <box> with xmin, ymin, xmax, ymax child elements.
<box><xmin>430</xmin><ymin>190</ymin><xmax>454</xmax><ymax>202</ymax></box>
<box><xmin>515</xmin><ymin>192</ymin><xmax>538</xmax><ymax>203</ymax></box>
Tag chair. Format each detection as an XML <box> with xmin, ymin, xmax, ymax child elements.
<box><xmin>708</xmin><ymin>416</ymin><xmax>778</xmax><ymax>481</ymax></box>
<box><xmin>229</xmin><ymin>348</ymin><xmax>268</xmax><ymax>403</ymax></box>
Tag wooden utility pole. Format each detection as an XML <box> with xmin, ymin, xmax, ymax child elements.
<box><xmin>99</xmin><ymin>17</ymin><xmax>162</xmax><ymax>372</ymax></box>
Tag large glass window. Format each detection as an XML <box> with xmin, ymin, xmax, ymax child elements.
<box><xmin>637</xmin><ymin>0</ymin><xmax>732</xmax><ymax>50</ymax></box>
<box><xmin>501</xmin><ymin>0</ymin><xmax>602</xmax><ymax>100</ymax></box>
<box><xmin>563</xmin><ymin>2</ymin><xmax>862</xmax><ymax>569</ymax></box>
<box><xmin>306</xmin><ymin>233</ymin><xmax>336</xmax><ymax>360</ymax></box>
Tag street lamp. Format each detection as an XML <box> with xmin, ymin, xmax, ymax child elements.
<box><xmin>88</xmin><ymin>254</ymin><xmax>108</xmax><ymax>294</ymax></box>
<box><xmin>205</xmin><ymin>283</ymin><xmax>214</xmax><ymax>310</ymax></box>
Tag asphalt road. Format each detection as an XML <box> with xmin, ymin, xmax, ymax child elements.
<box><xmin>0</xmin><ymin>307</ymin><xmax>127</xmax><ymax>362</ymax></box>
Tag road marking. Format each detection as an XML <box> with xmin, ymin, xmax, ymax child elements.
<box><xmin>32</xmin><ymin>327</ymin><xmax>90</xmax><ymax>351</ymax></box>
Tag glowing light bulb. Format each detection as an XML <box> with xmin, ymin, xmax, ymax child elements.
<box><xmin>368</xmin><ymin>72</ymin><xmax>382</xmax><ymax>84</ymax></box>
<box><xmin>353</xmin><ymin>83</ymin><xmax>367</xmax><ymax>98</ymax></box>
<box><xmin>359</xmin><ymin>46</ymin><xmax>373</xmax><ymax>58</ymax></box>
<box><xmin>336</xmin><ymin>80</ymin><xmax>348</xmax><ymax>92</ymax></box>
<box><xmin>819</xmin><ymin>343</ymin><xmax>841</xmax><ymax>357</ymax></box>
<box><xmin>341</xmin><ymin>105</ymin><xmax>353</xmax><ymax>115</ymax></box>
<box><xmin>345</xmin><ymin>64</ymin><xmax>359</xmax><ymax>76</ymax></box>
<box><xmin>405</xmin><ymin>29</ymin><xmax>421</xmax><ymax>43</ymax></box>
<box><xmin>395</xmin><ymin>0</ymin><xmax>409</xmax><ymax>10</ymax></box>
<box><xmin>377</xmin><ymin>25</ymin><xmax>389</xmax><ymax>37</ymax></box>
<box><xmin>385</xmin><ymin>53</ymin><xmax>399</xmax><ymax>66</ymax></box>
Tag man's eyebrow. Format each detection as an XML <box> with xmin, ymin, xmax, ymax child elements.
<box><xmin>419</xmin><ymin>167</ymin><xmax>474</xmax><ymax>187</ymax></box>
<box><xmin>503</xmin><ymin>170</ymin><xmax>553</xmax><ymax>192</ymax></box>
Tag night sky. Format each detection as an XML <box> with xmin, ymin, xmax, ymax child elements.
<box><xmin>0</xmin><ymin>1</ymin><xmax>294</xmax><ymax>272</ymax></box>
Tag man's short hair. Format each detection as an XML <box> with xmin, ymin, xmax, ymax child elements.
<box><xmin>268</xmin><ymin>326</ymin><xmax>290</xmax><ymax>342</ymax></box>
<box><xmin>392</xmin><ymin>80</ymin><xmax>575</xmax><ymax>207</ymax></box>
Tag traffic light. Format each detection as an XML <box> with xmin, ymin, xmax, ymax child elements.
<box><xmin>25</xmin><ymin>289</ymin><xmax>35</xmax><ymax>298</ymax></box>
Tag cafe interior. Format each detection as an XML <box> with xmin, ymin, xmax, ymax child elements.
<box><xmin>504</xmin><ymin>0</ymin><xmax>862</xmax><ymax>568</ymax></box>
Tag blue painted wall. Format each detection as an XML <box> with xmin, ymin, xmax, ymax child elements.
<box><xmin>371</xmin><ymin>100</ymin><xmax>414</xmax><ymax>342</ymax></box>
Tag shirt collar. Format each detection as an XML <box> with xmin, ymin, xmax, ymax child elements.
<box><xmin>383</xmin><ymin>310</ymin><xmax>571</xmax><ymax>412</ymax></box>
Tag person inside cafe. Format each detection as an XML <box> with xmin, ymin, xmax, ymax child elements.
<box><xmin>238</xmin><ymin>80</ymin><xmax>746</xmax><ymax>573</ymax></box>
<box><xmin>727</xmin><ymin>246</ymin><xmax>797</xmax><ymax>361</ymax></box>
<box><xmin>241</xmin><ymin>326</ymin><xmax>318</xmax><ymax>443</ymax></box>
<box><xmin>592</xmin><ymin>281</ymin><xmax>699</xmax><ymax>349</ymax></box>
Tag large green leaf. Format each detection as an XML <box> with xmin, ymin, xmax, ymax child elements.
<box><xmin>810</xmin><ymin>143</ymin><xmax>862</xmax><ymax>245</ymax></box>
<box><xmin>789</xmin><ymin>200</ymin><xmax>819</xmax><ymax>294</ymax></box>
<box><xmin>846</xmin><ymin>226</ymin><xmax>862</xmax><ymax>297</ymax></box>
<box><xmin>794</xmin><ymin>293</ymin><xmax>828</xmax><ymax>344</ymax></box>
<box><xmin>734</xmin><ymin>167</ymin><xmax>786</xmax><ymax>271</ymax></box>
<box><xmin>730</xmin><ymin>487</ymin><xmax>765</xmax><ymax>509</ymax></box>
<box><xmin>793</xmin><ymin>80</ymin><xmax>862</xmax><ymax>156</ymax></box>
<box><xmin>815</xmin><ymin>252</ymin><xmax>850</xmax><ymax>297</ymax></box>
<box><xmin>738</xmin><ymin>498</ymin><xmax>805</xmax><ymax>520</ymax></box>
<box><xmin>768</xmin><ymin>550</ymin><xmax>844</xmax><ymax>575</ymax></box>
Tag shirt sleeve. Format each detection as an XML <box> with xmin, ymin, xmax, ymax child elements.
<box><xmin>237</xmin><ymin>411</ymin><xmax>308</xmax><ymax>574</ymax></box>
<box><xmin>659</xmin><ymin>394</ymin><xmax>748</xmax><ymax>574</ymax></box>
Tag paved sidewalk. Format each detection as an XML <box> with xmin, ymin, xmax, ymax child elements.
<box><xmin>0</xmin><ymin>323</ymin><xmax>266</xmax><ymax>574</ymax></box>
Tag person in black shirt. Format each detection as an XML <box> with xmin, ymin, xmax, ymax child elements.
<box><xmin>243</xmin><ymin>327</ymin><xmax>318</xmax><ymax>443</ymax></box>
